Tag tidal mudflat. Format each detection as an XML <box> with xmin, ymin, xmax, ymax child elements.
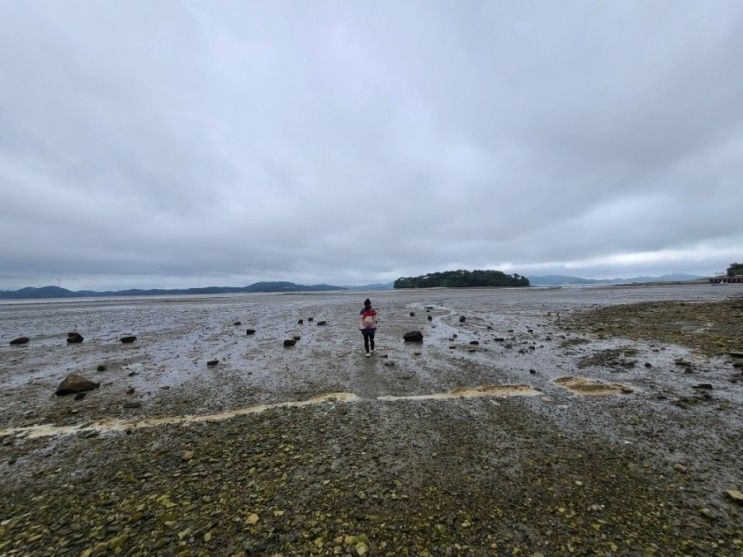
<box><xmin>1</xmin><ymin>285</ymin><xmax>742</xmax><ymax>555</ymax></box>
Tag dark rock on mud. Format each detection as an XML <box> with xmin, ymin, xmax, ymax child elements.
<box><xmin>245</xmin><ymin>329</ymin><xmax>256</xmax><ymax>335</ymax></box>
<box><xmin>307</xmin><ymin>317</ymin><xmax>314</xmax><ymax>322</ymax></box>
<box><xmin>692</xmin><ymin>383</ymin><xmax>713</xmax><ymax>390</ymax></box>
<box><xmin>283</xmin><ymin>339</ymin><xmax>297</xmax><ymax>347</ymax></box>
<box><xmin>9</xmin><ymin>337</ymin><xmax>29</xmax><ymax>345</ymax></box>
<box><xmin>233</xmin><ymin>321</ymin><xmax>241</xmax><ymax>326</ymax></box>
<box><xmin>66</xmin><ymin>332</ymin><xmax>84</xmax><ymax>344</ymax></box>
<box><xmin>292</xmin><ymin>334</ymin><xmax>301</xmax><ymax>341</ymax></box>
<box><xmin>409</xmin><ymin>312</ymin><xmax>415</xmax><ymax>316</ymax></box>
<box><xmin>316</xmin><ymin>320</ymin><xmax>327</xmax><ymax>326</ymax></box>
<box><xmin>459</xmin><ymin>316</ymin><xmax>466</xmax><ymax>323</ymax></box>
<box><xmin>55</xmin><ymin>374</ymin><xmax>100</xmax><ymax>396</ymax></box>
<box><xmin>427</xmin><ymin>315</ymin><xmax>432</xmax><ymax>321</ymax></box>
<box><xmin>469</xmin><ymin>340</ymin><xmax>479</xmax><ymax>345</ymax></box>
<box><xmin>403</xmin><ymin>331</ymin><xmax>423</xmax><ymax>343</ymax></box>
<box><xmin>297</xmin><ymin>319</ymin><xmax>303</xmax><ymax>325</ymax></box>
<box><xmin>122</xmin><ymin>401</ymin><xmax>142</xmax><ymax>409</ymax></box>
<box><xmin>96</xmin><ymin>364</ymin><xmax>107</xmax><ymax>372</ymax></box>
<box><xmin>120</xmin><ymin>335</ymin><xmax>137</xmax><ymax>344</ymax></box>
<box><xmin>74</xmin><ymin>392</ymin><xmax>86</xmax><ymax>401</ymax></box>
<box><xmin>206</xmin><ymin>359</ymin><xmax>219</xmax><ymax>366</ymax></box>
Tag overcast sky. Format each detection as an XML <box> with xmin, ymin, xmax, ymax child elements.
<box><xmin>1</xmin><ymin>1</ymin><xmax>742</xmax><ymax>290</ymax></box>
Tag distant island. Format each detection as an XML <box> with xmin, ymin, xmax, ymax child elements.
<box><xmin>394</xmin><ymin>270</ymin><xmax>529</xmax><ymax>289</ymax></box>
<box><xmin>0</xmin><ymin>281</ymin><xmax>347</xmax><ymax>301</ymax></box>
<box><xmin>529</xmin><ymin>273</ymin><xmax>703</xmax><ymax>286</ymax></box>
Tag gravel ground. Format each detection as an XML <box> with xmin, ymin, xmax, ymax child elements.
<box><xmin>1</xmin><ymin>284</ymin><xmax>742</xmax><ymax>555</ymax></box>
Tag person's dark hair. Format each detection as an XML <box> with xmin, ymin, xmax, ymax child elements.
<box><xmin>363</xmin><ymin>299</ymin><xmax>371</xmax><ymax>306</ymax></box>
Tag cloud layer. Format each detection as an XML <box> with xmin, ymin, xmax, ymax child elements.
<box><xmin>1</xmin><ymin>1</ymin><xmax>742</xmax><ymax>289</ymax></box>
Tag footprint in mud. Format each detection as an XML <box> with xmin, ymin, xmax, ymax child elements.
<box><xmin>554</xmin><ymin>376</ymin><xmax>633</xmax><ymax>396</ymax></box>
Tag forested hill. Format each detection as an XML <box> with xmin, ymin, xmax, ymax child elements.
<box><xmin>394</xmin><ymin>270</ymin><xmax>529</xmax><ymax>289</ymax></box>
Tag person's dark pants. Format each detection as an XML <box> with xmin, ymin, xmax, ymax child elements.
<box><xmin>362</xmin><ymin>328</ymin><xmax>376</xmax><ymax>353</ymax></box>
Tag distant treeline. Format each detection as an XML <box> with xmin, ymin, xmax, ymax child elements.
<box><xmin>394</xmin><ymin>270</ymin><xmax>529</xmax><ymax>289</ymax></box>
<box><xmin>727</xmin><ymin>262</ymin><xmax>743</xmax><ymax>277</ymax></box>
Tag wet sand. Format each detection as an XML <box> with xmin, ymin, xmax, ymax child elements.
<box><xmin>1</xmin><ymin>284</ymin><xmax>741</xmax><ymax>555</ymax></box>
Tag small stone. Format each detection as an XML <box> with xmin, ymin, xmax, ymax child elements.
<box><xmin>673</xmin><ymin>463</ymin><xmax>687</xmax><ymax>474</ymax></box>
<box><xmin>233</xmin><ymin>321</ymin><xmax>241</xmax><ymax>326</ymax></box>
<box><xmin>409</xmin><ymin>312</ymin><xmax>415</xmax><ymax>316</ymax></box>
<box><xmin>120</xmin><ymin>335</ymin><xmax>137</xmax><ymax>344</ymax></box>
<box><xmin>9</xmin><ymin>336</ymin><xmax>29</xmax><ymax>345</ymax></box>
<box><xmin>297</xmin><ymin>319</ymin><xmax>304</xmax><ymax>325</ymax></box>
<box><xmin>459</xmin><ymin>316</ymin><xmax>466</xmax><ymax>323</ymax></box>
<box><xmin>203</xmin><ymin>531</ymin><xmax>212</xmax><ymax>542</ymax></box>
<box><xmin>293</xmin><ymin>334</ymin><xmax>301</xmax><ymax>340</ymax></box>
<box><xmin>725</xmin><ymin>490</ymin><xmax>743</xmax><ymax>504</ymax></box>
<box><xmin>55</xmin><ymin>374</ymin><xmax>100</xmax><ymax>396</ymax></box>
<box><xmin>123</xmin><ymin>401</ymin><xmax>142</xmax><ymax>409</ymax></box>
<box><xmin>692</xmin><ymin>383</ymin><xmax>712</xmax><ymax>390</ymax></box>
<box><xmin>427</xmin><ymin>315</ymin><xmax>432</xmax><ymax>321</ymax></box>
<box><xmin>126</xmin><ymin>387</ymin><xmax>135</xmax><ymax>395</ymax></box>
<box><xmin>308</xmin><ymin>317</ymin><xmax>314</xmax><ymax>322</ymax></box>
<box><xmin>246</xmin><ymin>513</ymin><xmax>259</xmax><ymax>525</ymax></box>
<box><xmin>245</xmin><ymin>329</ymin><xmax>256</xmax><ymax>335</ymax></box>
<box><xmin>529</xmin><ymin>369</ymin><xmax>536</xmax><ymax>374</ymax></box>
<box><xmin>182</xmin><ymin>450</ymin><xmax>194</xmax><ymax>461</ymax></box>
<box><xmin>207</xmin><ymin>359</ymin><xmax>219</xmax><ymax>366</ymax></box>
<box><xmin>403</xmin><ymin>331</ymin><xmax>423</xmax><ymax>343</ymax></box>
<box><xmin>316</xmin><ymin>320</ymin><xmax>327</xmax><ymax>326</ymax></box>
<box><xmin>384</xmin><ymin>361</ymin><xmax>395</xmax><ymax>367</ymax></box>
<box><xmin>96</xmin><ymin>365</ymin><xmax>107</xmax><ymax>372</ymax></box>
<box><xmin>645</xmin><ymin>362</ymin><xmax>653</xmax><ymax>368</ymax></box>
<box><xmin>283</xmin><ymin>339</ymin><xmax>296</xmax><ymax>347</ymax></box>
<box><xmin>355</xmin><ymin>542</ymin><xmax>368</xmax><ymax>556</ymax></box>
<box><xmin>413</xmin><ymin>351</ymin><xmax>422</xmax><ymax>356</ymax></box>
<box><xmin>469</xmin><ymin>340</ymin><xmax>479</xmax><ymax>345</ymax></box>
<box><xmin>66</xmin><ymin>332</ymin><xmax>84</xmax><ymax>344</ymax></box>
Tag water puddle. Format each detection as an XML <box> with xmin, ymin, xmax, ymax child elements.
<box><xmin>0</xmin><ymin>385</ymin><xmax>541</xmax><ymax>440</ymax></box>
<box><xmin>554</xmin><ymin>376</ymin><xmax>633</xmax><ymax>396</ymax></box>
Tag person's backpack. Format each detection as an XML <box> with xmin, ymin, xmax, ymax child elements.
<box><xmin>362</xmin><ymin>310</ymin><xmax>376</xmax><ymax>328</ymax></box>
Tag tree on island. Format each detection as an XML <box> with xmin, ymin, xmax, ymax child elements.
<box><xmin>394</xmin><ymin>269</ymin><xmax>529</xmax><ymax>289</ymax></box>
<box><xmin>727</xmin><ymin>262</ymin><xmax>743</xmax><ymax>277</ymax></box>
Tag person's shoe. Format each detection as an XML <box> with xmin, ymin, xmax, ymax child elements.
<box><xmin>365</xmin><ymin>353</ymin><xmax>371</xmax><ymax>357</ymax></box>
<box><xmin>370</xmin><ymin>349</ymin><xmax>375</xmax><ymax>353</ymax></box>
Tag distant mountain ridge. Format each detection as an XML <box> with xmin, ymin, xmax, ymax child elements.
<box><xmin>0</xmin><ymin>281</ymin><xmax>348</xmax><ymax>300</ymax></box>
<box><xmin>529</xmin><ymin>274</ymin><xmax>702</xmax><ymax>286</ymax></box>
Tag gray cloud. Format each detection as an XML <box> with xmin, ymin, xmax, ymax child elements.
<box><xmin>1</xmin><ymin>1</ymin><xmax>741</xmax><ymax>290</ymax></box>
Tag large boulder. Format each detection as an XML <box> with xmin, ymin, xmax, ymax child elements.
<box><xmin>403</xmin><ymin>331</ymin><xmax>424</xmax><ymax>343</ymax></box>
<box><xmin>55</xmin><ymin>374</ymin><xmax>100</xmax><ymax>396</ymax></box>
<box><xmin>67</xmin><ymin>332</ymin><xmax>84</xmax><ymax>344</ymax></box>
<box><xmin>10</xmin><ymin>337</ymin><xmax>29</xmax><ymax>345</ymax></box>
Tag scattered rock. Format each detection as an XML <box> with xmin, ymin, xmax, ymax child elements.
<box><xmin>692</xmin><ymin>383</ymin><xmax>713</xmax><ymax>390</ymax></box>
<box><xmin>126</xmin><ymin>387</ymin><xmax>135</xmax><ymax>395</ymax></box>
<box><xmin>96</xmin><ymin>365</ymin><xmax>107</xmax><ymax>372</ymax></box>
<box><xmin>55</xmin><ymin>374</ymin><xmax>100</xmax><ymax>396</ymax></box>
<box><xmin>284</xmin><ymin>339</ymin><xmax>297</xmax><ymax>347</ymax></box>
<box><xmin>384</xmin><ymin>361</ymin><xmax>395</xmax><ymax>367</ymax></box>
<box><xmin>427</xmin><ymin>315</ymin><xmax>432</xmax><ymax>321</ymax></box>
<box><xmin>673</xmin><ymin>463</ymin><xmax>688</xmax><ymax>474</ymax></box>
<box><xmin>120</xmin><ymin>335</ymin><xmax>137</xmax><ymax>344</ymax></box>
<box><xmin>207</xmin><ymin>359</ymin><xmax>219</xmax><ymax>366</ymax></box>
<box><xmin>459</xmin><ymin>316</ymin><xmax>466</xmax><ymax>323</ymax></box>
<box><xmin>233</xmin><ymin>321</ymin><xmax>241</xmax><ymax>326</ymax></box>
<box><xmin>123</xmin><ymin>401</ymin><xmax>142</xmax><ymax>409</ymax></box>
<box><xmin>74</xmin><ymin>392</ymin><xmax>86</xmax><ymax>401</ymax></box>
<box><xmin>308</xmin><ymin>317</ymin><xmax>314</xmax><ymax>322</ymax></box>
<box><xmin>726</xmin><ymin>489</ymin><xmax>743</xmax><ymax>505</ymax></box>
<box><xmin>409</xmin><ymin>312</ymin><xmax>415</xmax><ymax>316</ymax></box>
<box><xmin>182</xmin><ymin>450</ymin><xmax>194</xmax><ymax>461</ymax></box>
<box><xmin>486</xmin><ymin>325</ymin><xmax>493</xmax><ymax>330</ymax></box>
<box><xmin>245</xmin><ymin>329</ymin><xmax>256</xmax><ymax>335</ymax></box>
<box><xmin>644</xmin><ymin>362</ymin><xmax>652</xmax><ymax>368</ymax></box>
<box><xmin>66</xmin><ymin>332</ymin><xmax>84</xmax><ymax>344</ymax></box>
<box><xmin>413</xmin><ymin>351</ymin><xmax>421</xmax><ymax>356</ymax></box>
<box><xmin>469</xmin><ymin>340</ymin><xmax>479</xmax><ymax>345</ymax></box>
<box><xmin>529</xmin><ymin>369</ymin><xmax>536</xmax><ymax>374</ymax></box>
<box><xmin>403</xmin><ymin>331</ymin><xmax>423</xmax><ymax>343</ymax></box>
<box><xmin>298</xmin><ymin>319</ymin><xmax>304</xmax><ymax>325</ymax></box>
<box><xmin>9</xmin><ymin>336</ymin><xmax>29</xmax><ymax>345</ymax></box>
<box><xmin>292</xmin><ymin>334</ymin><xmax>301</xmax><ymax>341</ymax></box>
<box><xmin>316</xmin><ymin>320</ymin><xmax>327</xmax><ymax>326</ymax></box>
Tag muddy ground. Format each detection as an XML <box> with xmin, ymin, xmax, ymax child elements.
<box><xmin>1</xmin><ymin>284</ymin><xmax>742</xmax><ymax>555</ymax></box>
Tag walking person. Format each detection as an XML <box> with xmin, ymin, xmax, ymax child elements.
<box><xmin>359</xmin><ymin>298</ymin><xmax>378</xmax><ymax>357</ymax></box>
